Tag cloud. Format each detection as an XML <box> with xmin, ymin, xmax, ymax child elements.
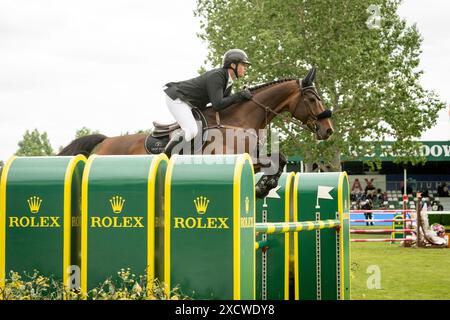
<box><xmin>0</xmin><ymin>0</ymin><xmax>208</xmax><ymax>160</ymax></box>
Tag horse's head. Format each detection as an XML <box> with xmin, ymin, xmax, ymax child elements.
<box><xmin>289</xmin><ymin>68</ymin><xmax>334</xmax><ymax>140</ymax></box>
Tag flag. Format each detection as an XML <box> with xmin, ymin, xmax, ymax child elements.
<box><xmin>317</xmin><ymin>186</ymin><xmax>334</xmax><ymax>200</ymax></box>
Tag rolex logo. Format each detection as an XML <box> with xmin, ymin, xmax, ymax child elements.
<box><xmin>27</xmin><ymin>196</ymin><xmax>42</xmax><ymax>214</ymax></box>
<box><xmin>109</xmin><ymin>196</ymin><xmax>125</xmax><ymax>214</ymax></box>
<box><xmin>245</xmin><ymin>196</ymin><xmax>250</xmax><ymax>214</ymax></box>
<box><xmin>194</xmin><ymin>196</ymin><xmax>209</xmax><ymax>215</ymax></box>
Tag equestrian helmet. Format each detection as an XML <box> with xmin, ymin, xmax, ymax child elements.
<box><xmin>222</xmin><ymin>49</ymin><xmax>251</xmax><ymax>68</ymax></box>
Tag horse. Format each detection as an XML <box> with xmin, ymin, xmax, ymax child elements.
<box><xmin>59</xmin><ymin>68</ymin><xmax>333</xmax><ymax>198</ymax></box>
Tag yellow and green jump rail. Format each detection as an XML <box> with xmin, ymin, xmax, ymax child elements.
<box><xmin>0</xmin><ymin>156</ymin><xmax>85</xmax><ymax>292</ymax></box>
<box><xmin>255</xmin><ymin>220</ymin><xmax>340</xmax><ymax>234</ymax></box>
<box><xmin>254</xmin><ymin>172</ymin><xmax>350</xmax><ymax>300</ymax></box>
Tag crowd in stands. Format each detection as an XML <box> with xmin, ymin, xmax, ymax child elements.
<box><xmin>350</xmin><ymin>187</ymin><xmax>387</xmax><ymax>211</ymax></box>
<box><xmin>350</xmin><ymin>182</ymin><xmax>449</xmax><ymax>212</ymax></box>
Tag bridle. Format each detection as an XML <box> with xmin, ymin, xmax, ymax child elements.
<box><xmin>250</xmin><ymin>79</ymin><xmax>332</xmax><ymax>136</ymax></box>
<box><xmin>207</xmin><ymin>79</ymin><xmax>332</xmax><ymax>141</ymax></box>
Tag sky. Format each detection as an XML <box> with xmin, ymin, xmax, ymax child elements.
<box><xmin>0</xmin><ymin>0</ymin><xmax>449</xmax><ymax>162</ymax></box>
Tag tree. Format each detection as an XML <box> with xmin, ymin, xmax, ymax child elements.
<box><xmin>16</xmin><ymin>129</ymin><xmax>54</xmax><ymax>156</ymax></box>
<box><xmin>75</xmin><ymin>127</ymin><xmax>100</xmax><ymax>138</ymax></box>
<box><xmin>134</xmin><ymin>129</ymin><xmax>152</xmax><ymax>135</ymax></box>
<box><xmin>195</xmin><ymin>0</ymin><xmax>445</xmax><ymax>171</ymax></box>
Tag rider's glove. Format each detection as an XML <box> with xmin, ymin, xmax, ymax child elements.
<box><xmin>239</xmin><ymin>88</ymin><xmax>253</xmax><ymax>100</ymax></box>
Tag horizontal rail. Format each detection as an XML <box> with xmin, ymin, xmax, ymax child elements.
<box><xmin>350</xmin><ymin>229</ymin><xmax>414</xmax><ymax>234</ymax></box>
<box><xmin>351</xmin><ymin>238</ymin><xmax>413</xmax><ymax>242</ymax></box>
<box><xmin>351</xmin><ymin>219</ymin><xmax>415</xmax><ymax>223</ymax></box>
<box><xmin>255</xmin><ymin>219</ymin><xmax>340</xmax><ymax>234</ymax></box>
<box><xmin>254</xmin><ymin>240</ymin><xmax>270</xmax><ymax>250</ymax></box>
<box><xmin>350</xmin><ymin>210</ymin><xmax>415</xmax><ymax>214</ymax></box>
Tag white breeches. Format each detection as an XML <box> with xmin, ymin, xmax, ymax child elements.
<box><xmin>165</xmin><ymin>94</ymin><xmax>198</xmax><ymax>142</ymax></box>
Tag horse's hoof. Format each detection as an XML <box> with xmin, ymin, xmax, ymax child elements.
<box><xmin>255</xmin><ymin>186</ymin><xmax>268</xmax><ymax>199</ymax></box>
<box><xmin>256</xmin><ymin>190</ymin><xmax>268</xmax><ymax>199</ymax></box>
<box><xmin>255</xmin><ymin>186</ymin><xmax>269</xmax><ymax>199</ymax></box>
<box><xmin>266</xmin><ymin>177</ymin><xmax>278</xmax><ymax>189</ymax></box>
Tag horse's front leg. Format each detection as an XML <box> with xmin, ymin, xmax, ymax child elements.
<box><xmin>220</xmin><ymin>130</ymin><xmax>287</xmax><ymax>198</ymax></box>
<box><xmin>255</xmin><ymin>152</ymin><xmax>287</xmax><ymax>198</ymax></box>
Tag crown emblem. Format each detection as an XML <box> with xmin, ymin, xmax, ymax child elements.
<box><xmin>194</xmin><ymin>196</ymin><xmax>209</xmax><ymax>215</ymax></box>
<box><xmin>245</xmin><ymin>196</ymin><xmax>250</xmax><ymax>214</ymax></box>
<box><xmin>109</xmin><ymin>196</ymin><xmax>125</xmax><ymax>214</ymax></box>
<box><xmin>27</xmin><ymin>196</ymin><xmax>42</xmax><ymax>214</ymax></box>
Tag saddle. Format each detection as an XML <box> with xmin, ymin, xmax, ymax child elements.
<box><xmin>145</xmin><ymin>108</ymin><xmax>208</xmax><ymax>154</ymax></box>
<box><xmin>151</xmin><ymin>121</ymin><xmax>181</xmax><ymax>137</ymax></box>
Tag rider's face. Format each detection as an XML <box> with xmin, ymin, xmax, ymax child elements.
<box><xmin>237</xmin><ymin>63</ymin><xmax>249</xmax><ymax>78</ymax></box>
<box><xmin>230</xmin><ymin>63</ymin><xmax>249</xmax><ymax>79</ymax></box>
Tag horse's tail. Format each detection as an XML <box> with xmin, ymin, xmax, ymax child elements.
<box><xmin>58</xmin><ymin>134</ymin><xmax>108</xmax><ymax>157</ymax></box>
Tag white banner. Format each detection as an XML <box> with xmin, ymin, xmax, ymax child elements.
<box><xmin>348</xmin><ymin>175</ymin><xmax>386</xmax><ymax>193</ymax></box>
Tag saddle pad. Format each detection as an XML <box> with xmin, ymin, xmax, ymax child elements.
<box><xmin>144</xmin><ymin>135</ymin><xmax>169</xmax><ymax>154</ymax></box>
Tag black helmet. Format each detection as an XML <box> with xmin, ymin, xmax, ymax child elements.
<box><xmin>222</xmin><ymin>49</ymin><xmax>251</xmax><ymax>68</ymax></box>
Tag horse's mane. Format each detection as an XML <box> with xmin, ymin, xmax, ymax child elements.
<box><xmin>247</xmin><ymin>78</ymin><xmax>297</xmax><ymax>92</ymax></box>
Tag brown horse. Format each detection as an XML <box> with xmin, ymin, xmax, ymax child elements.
<box><xmin>59</xmin><ymin>68</ymin><xmax>333</xmax><ymax>197</ymax></box>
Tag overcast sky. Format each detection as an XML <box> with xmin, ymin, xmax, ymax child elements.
<box><xmin>0</xmin><ymin>0</ymin><xmax>449</xmax><ymax>161</ymax></box>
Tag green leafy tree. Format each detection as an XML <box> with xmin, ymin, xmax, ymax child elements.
<box><xmin>195</xmin><ymin>0</ymin><xmax>445</xmax><ymax>171</ymax></box>
<box><xmin>75</xmin><ymin>127</ymin><xmax>100</xmax><ymax>138</ymax></box>
<box><xmin>16</xmin><ymin>129</ymin><xmax>54</xmax><ymax>156</ymax></box>
<box><xmin>119</xmin><ymin>129</ymin><xmax>152</xmax><ymax>136</ymax></box>
<box><xmin>135</xmin><ymin>129</ymin><xmax>152</xmax><ymax>135</ymax></box>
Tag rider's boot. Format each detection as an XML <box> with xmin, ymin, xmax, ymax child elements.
<box><xmin>163</xmin><ymin>130</ymin><xmax>186</xmax><ymax>157</ymax></box>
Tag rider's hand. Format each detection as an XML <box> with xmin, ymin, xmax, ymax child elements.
<box><xmin>239</xmin><ymin>88</ymin><xmax>253</xmax><ymax>100</ymax></box>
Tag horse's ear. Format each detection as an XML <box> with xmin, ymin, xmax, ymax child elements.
<box><xmin>310</xmin><ymin>67</ymin><xmax>316</xmax><ymax>83</ymax></box>
<box><xmin>302</xmin><ymin>67</ymin><xmax>316</xmax><ymax>87</ymax></box>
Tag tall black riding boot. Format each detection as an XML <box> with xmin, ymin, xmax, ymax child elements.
<box><xmin>163</xmin><ymin>130</ymin><xmax>186</xmax><ymax>157</ymax></box>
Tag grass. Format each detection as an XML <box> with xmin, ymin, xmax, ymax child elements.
<box><xmin>350</xmin><ymin>228</ymin><xmax>450</xmax><ymax>300</ymax></box>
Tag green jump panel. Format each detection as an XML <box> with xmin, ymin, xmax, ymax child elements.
<box><xmin>0</xmin><ymin>155</ymin><xmax>85</xmax><ymax>291</ymax></box>
<box><xmin>165</xmin><ymin>154</ymin><xmax>255</xmax><ymax>300</ymax></box>
<box><xmin>293</xmin><ymin>172</ymin><xmax>350</xmax><ymax>300</ymax></box>
<box><xmin>81</xmin><ymin>154</ymin><xmax>167</xmax><ymax>296</ymax></box>
<box><xmin>393</xmin><ymin>215</ymin><xmax>405</xmax><ymax>240</ymax></box>
<box><xmin>255</xmin><ymin>172</ymin><xmax>294</xmax><ymax>300</ymax></box>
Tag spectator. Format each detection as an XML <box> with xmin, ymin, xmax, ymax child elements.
<box><xmin>365</xmin><ymin>184</ymin><xmax>376</xmax><ymax>193</ymax></box>
<box><xmin>443</xmin><ymin>183</ymin><xmax>449</xmax><ymax>197</ymax></box>
<box><xmin>357</xmin><ymin>192</ymin><xmax>367</xmax><ymax>202</ymax></box>
<box><xmin>376</xmin><ymin>188</ymin><xmax>382</xmax><ymax>199</ymax></box>
<box><xmin>375</xmin><ymin>188</ymin><xmax>385</xmax><ymax>207</ymax></box>
<box><xmin>361</xmin><ymin>199</ymin><xmax>374</xmax><ymax>226</ymax></box>
<box><xmin>438</xmin><ymin>183</ymin><xmax>449</xmax><ymax>197</ymax></box>
<box><xmin>437</xmin><ymin>183</ymin><xmax>443</xmax><ymax>196</ymax></box>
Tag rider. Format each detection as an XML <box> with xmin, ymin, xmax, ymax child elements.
<box><xmin>162</xmin><ymin>49</ymin><xmax>253</xmax><ymax>157</ymax></box>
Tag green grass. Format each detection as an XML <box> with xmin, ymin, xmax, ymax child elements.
<box><xmin>350</xmin><ymin>230</ymin><xmax>450</xmax><ymax>300</ymax></box>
